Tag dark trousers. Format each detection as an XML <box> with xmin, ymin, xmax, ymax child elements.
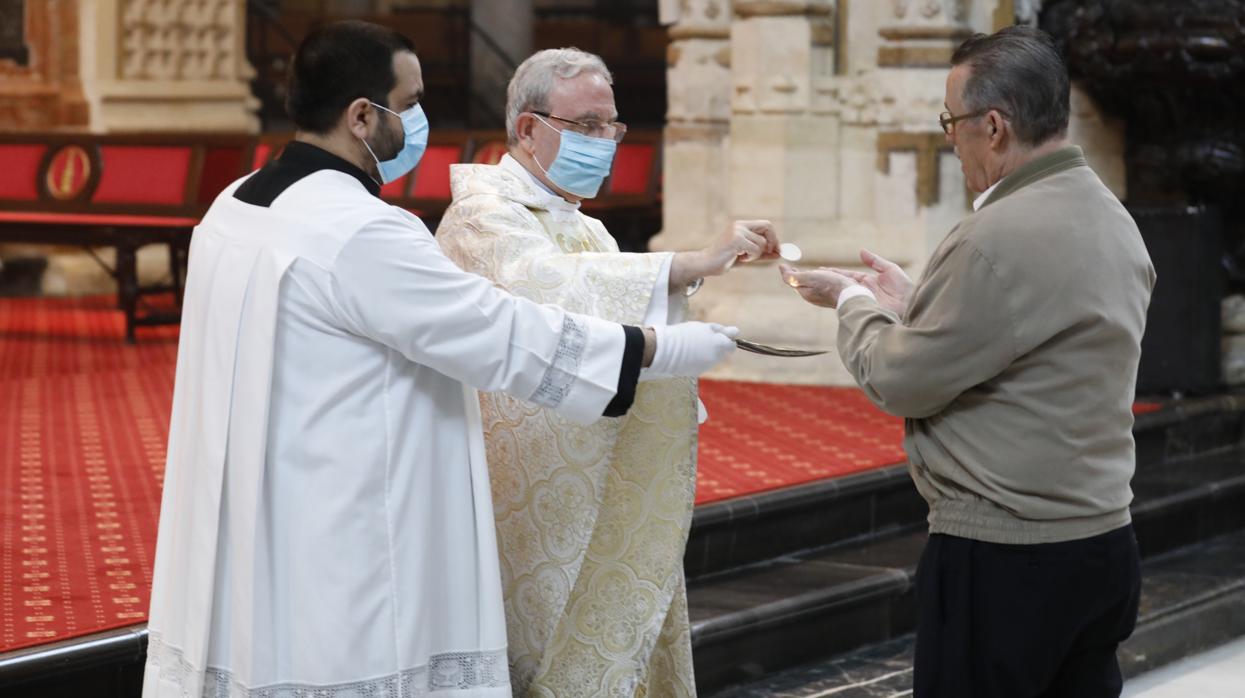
<box><xmin>913</xmin><ymin>524</ymin><xmax>1141</xmax><ymax>698</ymax></box>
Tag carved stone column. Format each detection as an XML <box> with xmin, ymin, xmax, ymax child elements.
<box><xmin>656</xmin><ymin>0</ymin><xmax>1026</xmax><ymax>385</ymax></box>
<box><xmin>877</xmin><ymin>0</ymin><xmax>974</xmax><ymax>69</ymax></box>
<box><xmin>687</xmin><ymin>0</ymin><xmax>850</xmax><ymax>384</ymax></box>
<box><xmin>78</xmin><ymin>0</ymin><xmax>259</xmax><ymax>133</ymax></box>
<box><xmin>652</xmin><ymin>0</ymin><xmax>732</xmax><ymax>254</ymax></box>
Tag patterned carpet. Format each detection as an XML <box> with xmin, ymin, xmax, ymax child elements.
<box><xmin>0</xmin><ymin>296</ymin><xmax>176</xmax><ymax>653</ymax></box>
<box><xmin>0</xmin><ymin>295</ymin><xmax>1156</xmax><ymax>653</ymax></box>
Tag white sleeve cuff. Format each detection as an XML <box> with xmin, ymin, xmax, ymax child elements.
<box><xmin>837</xmin><ymin>285</ymin><xmax>876</xmax><ymax>309</ymax></box>
<box><xmin>642</xmin><ymin>254</ymin><xmax>674</xmax><ymax>326</ymax></box>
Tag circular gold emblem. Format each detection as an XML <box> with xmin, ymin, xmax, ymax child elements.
<box><xmin>45</xmin><ymin>145</ymin><xmax>92</xmax><ymax>201</ymax></box>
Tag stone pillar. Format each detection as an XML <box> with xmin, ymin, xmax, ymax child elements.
<box><xmin>684</xmin><ymin>0</ymin><xmax>852</xmax><ymax>385</ymax></box>
<box><xmin>78</xmin><ymin>0</ymin><xmax>259</xmax><ymax>133</ymax></box>
<box><xmin>669</xmin><ymin>0</ymin><xmax>996</xmax><ymax>385</ymax></box>
<box><xmin>655</xmin><ymin>0</ymin><xmax>1113</xmax><ymax>386</ymax></box>
<box><xmin>877</xmin><ymin>0</ymin><xmax>974</xmax><ymax>70</ymax></box>
<box><xmin>651</xmin><ymin>0</ymin><xmax>732</xmax><ymax>255</ymax></box>
<box><xmin>469</xmin><ymin>0</ymin><xmax>531</xmax><ymax>127</ymax></box>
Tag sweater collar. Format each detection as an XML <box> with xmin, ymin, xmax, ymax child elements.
<box><xmin>978</xmin><ymin>145</ymin><xmax>1088</xmax><ymax>210</ymax></box>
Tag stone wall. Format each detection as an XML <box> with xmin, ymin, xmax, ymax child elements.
<box><xmin>657</xmin><ymin>0</ymin><xmax>1126</xmax><ymax>385</ymax></box>
<box><xmin>79</xmin><ymin>0</ymin><xmax>259</xmax><ymax>133</ymax></box>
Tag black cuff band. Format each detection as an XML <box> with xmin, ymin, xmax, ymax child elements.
<box><xmin>604</xmin><ymin>325</ymin><xmax>644</xmax><ymax>417</ymax></box>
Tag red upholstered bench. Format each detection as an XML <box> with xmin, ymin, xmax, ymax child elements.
<box><xmin>256</xmin><ymin>129</ymin><xmax>662</xmax><ymax>232</ymax></box>
<box><xmin>0</xmin><ymin>130</ymin><xmax>663</xmax><ymax>341</ymax></box>
<box><xmin>0</xmin><ymin>135</ymin><xmax>254</xmax><ymax>342</ymax></box>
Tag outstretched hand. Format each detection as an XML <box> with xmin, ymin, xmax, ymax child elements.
<box><xmin>703</xmin><ymin>220</ymin><xmax>781</xmax><ymax>276</ymax></box>
<box><xmin>823</xmin><ymin>249</ymin><xmax>913</xmax><ymax>315</ymax></box>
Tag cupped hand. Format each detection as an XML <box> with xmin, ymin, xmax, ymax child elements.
<box><xmin>778</xmin><ymin>264</ymin><xmax>859</xmax><ymax>309</ymax></box>
<box><xmin>855</xmin><ymin>249</ymin><xmax>913</xmax><ymax>315</ymax></box>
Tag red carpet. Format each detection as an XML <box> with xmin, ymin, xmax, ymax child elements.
<box><xmin>696</xmin><ymin>380</ymin><xmax>907</xmax><ymax>502</ymax></box>
<box><xmin>0</xmin><ymin>295</ymin><xmax>1160</xmax><ymax>653</ymax></box>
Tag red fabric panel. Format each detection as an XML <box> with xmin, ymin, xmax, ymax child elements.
<box><xmin>197</xmin><ymin>147</ymin><xmax>246</xmax><ymax>205</ymax></box>
<box><xmin>380</xmin><ymin>174</ymin><xmax>410</xmax><ymax>199</ymax></box>
<box><xmin>410</xmin><ymin>145</ymin><xmax>460</xmax><ymax>199</ymax></box>
<box><xmin>0</xmin><ymin>144</ymin><xmax>46</xmax><ymax>200</ymax></box>
<box><xmin>471</xmin><ymin>141</ymin><xmax>507</xmax><ymax>165</ymax></box>
<box><xmin>0</xmin><ymin>211</ymin><xmax>197</xmax><ymax>227</ymax></box>
<box><xmin>252</xmin><ymin>143</ymin><xmax>274</xmax><ymax>170</ymax></box>
<box><xmin>92</xmin><ymin>147</ymin><xmax>191</xmax><ymax>206</ymax></box>
<box><xmin>608</xmin><ymin>143</ymin><xmax>654</xmax><ymax>195</ymax></box>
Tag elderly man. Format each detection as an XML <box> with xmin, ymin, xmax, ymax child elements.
<box><xmin>437</xmin><ymin>48</ymin><xmax>776</xmax><ymax>697</ymax></box>
<box><xmin>783</xmin><ymin>27</ymin><xmax>1155</xmax><ymax>698</ymax></box>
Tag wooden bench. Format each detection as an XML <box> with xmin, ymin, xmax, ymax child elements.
<box><xmin>0</xmin><ymin>130</ymin><xmax>662</xmax><ymax>341</ymax></box>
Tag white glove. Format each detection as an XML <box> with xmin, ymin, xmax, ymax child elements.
<box><xmin>644</xmin><ymin>322</ymin><xmax>738</xmax><ymax>379</ymax></box>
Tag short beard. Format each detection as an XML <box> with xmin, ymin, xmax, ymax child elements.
<box><xmin>378</xmin><ymin>117</ymin><xmax>404</xmax><ymax>162</ymax></box>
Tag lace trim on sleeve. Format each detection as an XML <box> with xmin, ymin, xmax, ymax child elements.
<box><xmin>530</xmin><ymin>314</ymin><xmax>587</xmax><ymax>408</ymax></box>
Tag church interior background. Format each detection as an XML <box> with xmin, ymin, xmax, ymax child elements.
<box><xmin>2</xmin><ymin>1</ymin><xmax>1245</xmax><ymax>695</ymax></box>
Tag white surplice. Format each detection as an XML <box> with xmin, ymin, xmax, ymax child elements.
<box><xmin>143</xmin><ymin>165</ymin><xmax>631</xmax><ymax>698</ymax></box>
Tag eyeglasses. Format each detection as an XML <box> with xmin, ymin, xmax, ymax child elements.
<box><xmin>531</xmin><ymin>111</ymin><xmax>628</xmax><ymax>143</ymax></box>
<box><xmin>939</xmin><ymin>107</ymin><xmax>1010</xmax><ymax>135</ymax></box>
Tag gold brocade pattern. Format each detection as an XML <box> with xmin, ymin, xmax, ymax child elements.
<box><xmin>437</xmin><ymin>162</ymin><xmax>699</xmax><ymax>698</ymax></box>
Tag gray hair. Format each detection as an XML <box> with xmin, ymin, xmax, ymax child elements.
<box><xmin>951</xmin><ymin>26</ymin><xmax>1070</xmax><ymax>147</ymax></box>
<box><xmin>505</xmin><ymin>48</ymin><xmax>613</xmax><ymax>146</ymax></box>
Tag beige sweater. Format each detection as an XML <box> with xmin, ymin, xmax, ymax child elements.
<box><xmin>838</xmin><ymin>146</ymin><xmax>1156</xmax><ymax>544</ymax></box>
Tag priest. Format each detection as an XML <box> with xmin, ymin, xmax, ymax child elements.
<box><xmin>142</xmin><ymin>22</ymin><xmax>738</xmax><ymax>698</ymax></box>
<box><xmin>437</xmin><ymin>48</ymin><xmax>778</xmax><ymax>697</ymax></box>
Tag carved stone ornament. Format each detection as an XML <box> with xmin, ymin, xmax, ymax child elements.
<box><xmin>813</xmin><ymin>74</ymin><xmax>945</xmax><ymax>130</ymax></box>
<box><xmin>893</xmin><ymin>0</ymin><xmax>972</xmax><ymax>21</ymax></box>
<box><xmin>665</xmin><ymin>0</ymin><xmax>730</xmax><ymax>39</ymax></box>
<box><xmin>120</xmin><ymin>0</ymin><xmax>238</xmax><ymax>81</ymax></box>
<box><xmin>734</xmin><ymin>0</ymin><xmax>834</xmax><ymax>19</ymax></box>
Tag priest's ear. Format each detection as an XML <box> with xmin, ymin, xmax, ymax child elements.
<box><xmin>514</xmin><ymin>112</ymin><xmax>539</xmax><ymax>155</ymax></box>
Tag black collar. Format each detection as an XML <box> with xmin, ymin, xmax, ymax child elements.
<box><xmin>281</xmin><ymin>141</ymin><xmax>381</xmax><ymax>197</ymax></box>
<box><xmin>234</xmin><ymin>140</ymin><xmax>381</xmax><ymax>207</ymax></box>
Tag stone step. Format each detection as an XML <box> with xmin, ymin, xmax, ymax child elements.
<box><xmin>687</xmin><ymin>447</ymin><xmax>1245</xmax><ymax>693</ymax></box>
<box><xmin>707</xmin><ymin>528</ymin><xmax>1245</xmax><ymax>697</ymax></box>
<box><xmin>685</xmin><ymin>395</ymin><xmax>1245</xmax><ymax>582</ymax></box>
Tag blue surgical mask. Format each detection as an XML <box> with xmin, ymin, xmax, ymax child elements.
<box><xmin>360</xmin><ymin>102</ymin><xmax>429</xmax><ymax>184</ymax></box>
<box><xmin>533</xmin><ymin>114</ymin><xmax>617</xmax><ymax>198</ymax></box>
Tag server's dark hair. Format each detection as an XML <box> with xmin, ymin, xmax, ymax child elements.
<box><xmin>285</xmin><ymin>20</ymin><xmax>416</xmax><ymax>134</ymax></box>
<box><xmin>951</xmin><ymin>26</ymin><xmax>1070</xmax><ymax>147</ymax></box>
